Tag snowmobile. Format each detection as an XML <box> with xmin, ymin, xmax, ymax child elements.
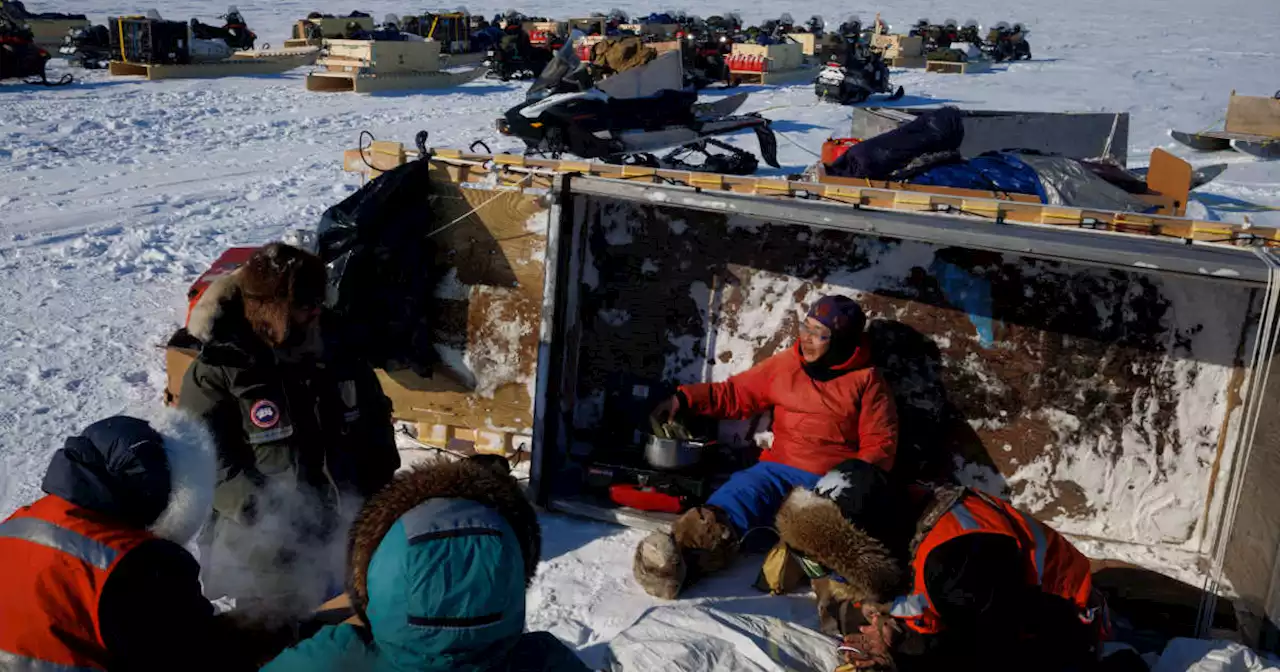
<box><xmin>189</xmin><ymin>6</ymin><xmax>257</xmax><ymax>52</ymax></box>
<box><xmin>484</xmin><ymin>24</ymin><xmax>558</xmax><ymax>81</ymax></box>
<box><xmin>60</xmin><ymin>23</ymin><xmax>111</xmax><ymax>68</ymax></box>
<box><xmin>984</xmin><ymin>22</ymin><xmax>1031</xmax><ymax>62</ymax></box>
<box><xmin>0</xmin><ymin>12</ymin><xmax>70</xmax><ymax>85</ymax></box>
<box><xmin>496</xmin><ymin>37</ymin><xmax>778</xmax><ymax>170</ymax></box>
<box><xmin>679</xmin><ymin>28</ymin><xmax>735</xmax><ymax>89</ymax></box>
<box><xmin>814</xmin><ymin>42</ymin><xmax>902</xmax><ymax>105</ymax></box>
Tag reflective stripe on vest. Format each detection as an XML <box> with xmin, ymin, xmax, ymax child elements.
<box><xmin>889</xmin><ymin>489</ymin><xmax>1092</xmax><ymax>636</ymax></box>
<box><xmin>0</xmin><ymin>518</ymin><xmax>119</xmax><ymax>571</ymax></box>
<box><xmin>0</xmin><ymin>496</ymin><xmax>155</xmax><ymax>671</ymax></box>
<box><xmin>0</xmin><ymin>650</ymin><xmax>101</xmax><ymax>672</ymax></box>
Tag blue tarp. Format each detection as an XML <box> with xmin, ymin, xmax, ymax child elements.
<box><xmin>909</xmin><ymin>153</ymin><xmax>1047</xmax><ymax>202</ymax></box>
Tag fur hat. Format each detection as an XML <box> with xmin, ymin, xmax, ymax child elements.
<box><xmin>775</xmin><ymin>459</ymin><xmax>907</xmax><ymax>605</ymax></box>
<box><xmin>346</xmin><ymin>460</ymin><xmax>540</xmax><ymax>622</ymax></box>
<box><xmin>237</xmin><ymin>243</ymin><xmax>326</xmax><ymax>346</ymax></box>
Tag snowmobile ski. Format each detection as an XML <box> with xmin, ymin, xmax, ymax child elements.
<box><xmin>695</xmin><ymin>91</ymin><xmax>749</xmax><ymax>118</ymax></box>
<box><xmin>1191</xmin><ymin>163</ymin><xmax>1230</xmax><ymax>189</ymax></box>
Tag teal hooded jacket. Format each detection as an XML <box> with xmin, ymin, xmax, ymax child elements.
<box><xmin>264</xmin><ymin>462</ymin><xmax>589</xmax><ymax>672</ymax></box>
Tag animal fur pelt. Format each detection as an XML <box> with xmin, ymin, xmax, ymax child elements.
<box><xmin>346</xmin><ymin>459</ymin><xmax>540</xmax><ymax>621</ymax></box>
<box><xmin>775</xmin><ymin>488</ymin><xmax>905</xmax><ymax>604</ymax></box>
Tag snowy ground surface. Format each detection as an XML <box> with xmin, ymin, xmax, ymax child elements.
<box><xmin>3</xmin><ymin>0</ymin><xmax>1280</xmax><ymax>666</ymax></box>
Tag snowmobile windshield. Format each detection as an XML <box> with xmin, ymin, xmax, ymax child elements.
<box><xmin>526</xmin><ymin>29</ymin><xmax>585</xmax><ymax>101</ymax></box>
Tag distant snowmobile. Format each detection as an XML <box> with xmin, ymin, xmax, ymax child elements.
<box><xmin>60</xmin><ymin>24</ymin><xmax>111</xmax><ymax>69</ymax></box>
<box><xmin>814</xmin><ymin>46</ymin><xmax>902</xmax><ymax>104</ymax></box>
<box><xmin>496</xmin><ymin>37</ymin><xmax>778</xmax><ymax>170</ymax></box>
<box><xmin>190</xmin><ymin>6</ymin><xmax>257</xmax><ymax>51</ymax></box>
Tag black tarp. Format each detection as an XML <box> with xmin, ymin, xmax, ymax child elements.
<box><xmin>317</xmin><ymin>157</ymin><xmax>438</xmax><ymax>375</ymax></box>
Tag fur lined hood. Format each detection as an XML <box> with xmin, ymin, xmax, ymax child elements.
<box><xmin>346</xmin><ymin>460</ymin><xmax>541</xmax><ymax>622</ymax></box>
<box><xmin>187</xmin><ymin>269</ymin><xmax>243</xmax><ymax>344</ymax></box>
<box><xmin>187</xmin><ymin>267</ymin><xmax>323</xmax><ymax>358</ymax></box>
<box><xmin>41</xmin><ymin>409</ymin><xmax>216</xmax><ymax>547</ymax></box>
<box><xmin>776</xmin><ymin>487</ymin><xmax>905</xmax><ymax>604</ymax></box>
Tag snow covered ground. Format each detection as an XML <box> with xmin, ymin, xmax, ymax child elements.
<box><xmin>2</xmin><ymin>0</ymin><xmax>1280</xmax><ymax>666</ymax></box>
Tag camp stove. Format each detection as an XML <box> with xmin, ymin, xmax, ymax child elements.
<box><xmin>584</xmin><ymin>442</ymin><xmax>734</xmax><ymax>513</ymax></box>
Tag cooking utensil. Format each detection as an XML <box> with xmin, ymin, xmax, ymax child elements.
<box><xmin>645</xmin><ymin>434</ymin><xmax>706</xmax><ymax>470</ymax></box>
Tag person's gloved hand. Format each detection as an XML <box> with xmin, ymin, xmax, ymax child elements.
<box><xmin>837</xmin><ymin>603</ymin><xmax>897</xmax><ymax>670</ymax></box>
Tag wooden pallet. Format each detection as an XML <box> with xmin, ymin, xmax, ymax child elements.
<box><xmin>108</xmin><ymin>49</ymin><xmax>318</xmax><ymax>80</ymax></box>
<box><xmin>729</xmin><ymin>65</ymin><xmax>819</xmax><ymax>86</ymax></box>
<box><xmin>415</xmin><ymin>423</ymin><xmax>531</xmax><ymax>456</ymax></box>
<box><xmin>340</xmin><ymin>144</ymin><xmax>1280</xmax><ymax>247</ymax></box>
<box><xmin>926</xmin><ymin>59</ymin><xmax>992</xmax><ymax>74</ymax></box>
<box><xmin>888</xmin><ymin>55</ymin><xmax>927</xmax><ymax>69</ymax></box>
<box><xmin>305</xmin><ymin>67</ymin><xmax>484</xmax><ymax>93</ymax></box>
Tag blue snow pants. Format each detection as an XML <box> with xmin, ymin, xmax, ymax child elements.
<box><xmin>705</xmin><ymin>461</ymin><xmax>821</xmax><ymax>536</ymax></box>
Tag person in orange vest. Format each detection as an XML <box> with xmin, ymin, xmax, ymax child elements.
<box><xmin>775</xmin><ymin>459</ymin><xmax>1108</xmax><ymax>671</ymax></box>
<box><xmin>0</xmin><ymin>412</ymin><xmax>290</xmax><ymax>671</ymax></box>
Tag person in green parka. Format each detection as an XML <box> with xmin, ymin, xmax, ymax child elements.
<box><xmin>263</xmin><ymin>458</ymin><xmax>589</xmax><ymax>672</ymax></box>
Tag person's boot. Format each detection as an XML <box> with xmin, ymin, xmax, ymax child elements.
<box><xmin>633</xmin><ymin>506</ymin><xmax>738</xmax><ymax>599</ymax></box>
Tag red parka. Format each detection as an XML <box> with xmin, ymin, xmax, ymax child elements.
<box><xmin>679</xmin><ymin>338</ymin><xmax>898</xmax><ymax>475</ymax></box>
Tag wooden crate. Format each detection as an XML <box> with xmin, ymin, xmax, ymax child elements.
<box><xmin>731</xmin><ymin>42</ymin><xmax>804</xmax><ymax>72</ymax></box>
<box><xmin>319</xmin><ymin>38</ymin><xmax>441</xmax><ymax>74</ymax></box>
<box><xmin>297</xmin><ymin>16</ymin><xmax>374</xmax><ymax>39</ymax></box>
<box><xmin>305</xmin><ymin>67</ymin><xmax>483</xmax><ymax>93</ymax></box>
<box><xmin>108</xmin><ymin>49</ymin><xmax>317</xmax><ymax>80</ymax></box>
<box><xmin>926</xmin><ymin>59</ymin><xmax>991</xmax><ymax>74</ymax></box>
<box><xmin>415</xmin><ymin>423</ymin><xmax>531</xmax><ymax>456</ymax></box>
<box><xmin>785</xmin><ymin>32</ymin><xmax>816</xmax><ymax>56</ymax></box>
<box><xmin>619</xmin><ymin>22</ymin><xmax>679</xmax><ymax>37</ymax></box>
<box><xmin>888</xmin><ymin>55</ymin><xmax>927</xmax><ymax>68</ymax></box>
<box><xmin>522</xmin><ymin>20</ymin><xmax>566</xmax><ymax>34</ymax></box>
<box><xmin>729</xmin><ymin>65</ymin><xmax>818</xmax><ymax>86</ymax></box>
<box><xmin>1226</xmin><ymin>92</ymin><xmax>1280</xmax><ymax>139</ymax></box>
<box><xmin>568</xmin><ymin>17</ymin><xmax>608</xmax><ymax>35</ymax></box>
<box><xmin>871</xmin><ymin>33</ymin><xmax>924</xmax><ymax>58</ymax></box>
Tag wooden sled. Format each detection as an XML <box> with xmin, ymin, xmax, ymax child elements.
<box><xmin>305</xmin><ymin>67</ymin><xmax>484</xmax><ymax>93</ymax></box>
<box><xmin>730</xmin><ymin>65</ymin><xmax>820</xmax><ymax>86</ymax></box>
<box><xmin>107</xmin><ymin>48</ymin><xmax>318</xmax><ymax>80</ymax></box>
<box><xmin>25</xmin><ymin>16</ymin><xmax>89</xmax><ymax>51</ymax></box>
<box><xmin>925</xmin><ymin>59</ymin><xmax>992</xmax><ymax>74</ymax></box>
<box><xmin>1169</xmin><ymin>92</ymin><xmax>1280</xmax><ymax>160</ymax></box>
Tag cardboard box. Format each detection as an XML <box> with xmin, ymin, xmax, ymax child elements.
<box><xmin>871</xmin><ymin>34</ymin><xmax>923</xmax><ymax>58</ymax></box>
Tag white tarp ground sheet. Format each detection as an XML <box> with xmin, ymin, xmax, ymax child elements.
<box><xmin>1152</xmin><ymin>639</ymin><xmax>1280</xmax><ymax>672</ymax></box>
<box><xmin>603</xmin><ymin>605</ymin><xmax>840</xmax><ymax>672</ymax></box>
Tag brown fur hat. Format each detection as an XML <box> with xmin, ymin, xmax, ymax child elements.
<box><xmin>775</xmin><ymin>489</ymin><xmax>905</xmax><ymax>605</ymax></box>
<box><xmin>237</xmin><ymin>243</ymin><xmax>326</xmax><ymax>347</ymax></box>
<box><xmin>346</xmin><ymin>460</ymin><xmax>541</xmax><ymax>621</ymax></box>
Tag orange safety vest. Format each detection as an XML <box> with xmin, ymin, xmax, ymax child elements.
<box><xmin>0</xmin><ymin>495</ymin><xmax>155</xmax><ymax>671</ymax></box>
<box><xmin>889</xmin><ymin>489</ymin><xmax>1095</xmax><ymax>635</ymax></box>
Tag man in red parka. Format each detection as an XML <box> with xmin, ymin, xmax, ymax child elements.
<box><xmin>634</xmin><ymin>294</ymin><xmax>899</xmax><ymax>599</ymax></box>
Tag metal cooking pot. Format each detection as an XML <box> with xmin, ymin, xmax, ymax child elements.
<box><xmin>645</xmin><ymin>435</ymin><xmax>706</xmax><ymax>470</ymax></box>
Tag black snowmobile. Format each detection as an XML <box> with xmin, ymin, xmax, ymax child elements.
<box><xmin>496</xmin><ymin>38</ymin><xmax>778</xmax><ymax>172</ymax></box>
<box><xmin>60</xmin><ymin>23</ymin><xmax>111</xmax><ymax>69</ymax></box>
<box><xmin>0</xmin><ymin>12</ymin><xmax>70</xmax><ymax>85</ymax></box>
<box><xmin>814</xmin><ymin>42</ymin><xmax>902</xmax><ymax>104</ymax></box>
<box><xmin>485</xmin><ymin>26</ymin><xmax>557</xmax><ymax>81</ymax></box>
<box><xmin>190</xmin><ymin>6</ymin><xmax>257</xmax><ymax>51</ymax></box>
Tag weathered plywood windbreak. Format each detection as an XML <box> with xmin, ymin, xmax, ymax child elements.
<box><xmin>341</xmin><ymin>146</ymin><xmax>549</xmax><ymax>453</ymax></box>
<box><xmin>344</xmin><ymin>146</ymin><xmax>1280</xmax><ymax>639</ymax></box>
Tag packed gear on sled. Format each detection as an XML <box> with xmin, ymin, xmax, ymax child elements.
<box><xmin>60</xmin><ymin>22</ymin><xmax>110</xmax><ymax>68</ymax></box>
<box><xmin>983</xmin><ymin>21</ymin><xmax>1032</xmax><ymax>62</ymax></box>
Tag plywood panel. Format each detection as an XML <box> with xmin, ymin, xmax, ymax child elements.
<box><xmin>568</xmin><ymin>195</ymin><xmax>1258</xmax><ymax>551</ymax></box>
<box><xmin>1226</xmin><ymin>94</ymin><xmax>1280</xmax><ymax>139</ymax></box>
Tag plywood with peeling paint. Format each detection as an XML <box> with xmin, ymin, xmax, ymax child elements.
<box><xmin>382</xmin><ymin>174</ymin><xmax>547</xmax><ymax>434</ymax></box>
<box><xmin>568</xmin><ymin>195</ymin><xmax>1259</xmax><ymax>552</ymax></box>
